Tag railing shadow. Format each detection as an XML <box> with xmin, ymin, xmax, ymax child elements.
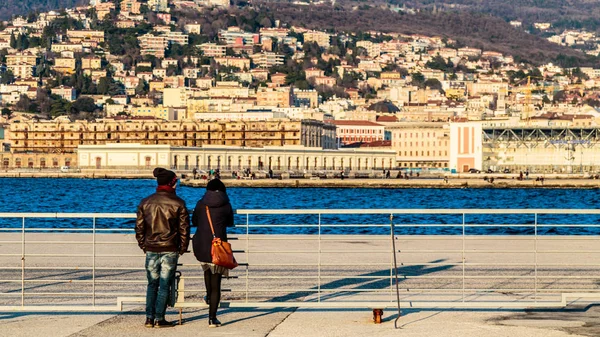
<box><xmin>269</xmin><ymin>259</ymin><xmax>453</xmax><ymax>303</ymax></box>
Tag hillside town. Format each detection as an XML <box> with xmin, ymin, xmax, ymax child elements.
<box><xmin>1</xmin><ymin>0</ymin><xmax>600</xmax><ymax>175</ymax></box>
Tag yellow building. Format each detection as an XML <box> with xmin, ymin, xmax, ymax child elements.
<box><xmin>257</xmin><ymin>86</ymin><xmax>293</xmax><ymax>107</ymax></box>
<box><xmin>208</xmin><ymin>83</ymin><xmax>250</xmax><ymax>98</ymax></box>
<box><xmin>0</xmin><ymin>152</ymin><xmax>76</xmax><ymax>170</ymax></box>
<box><xmin>66</xmin><ymin>30</ymin><xmax>105</xmax><ymax>43</ymax></box>
<box><xmin>213</xmin><ymin>57</ymin><xmax>250</xmax><ymax>70</ymax></box>
<box><xmin>53</xmin><ymin>57</ymin><xmax>76</xmax><ymax>74</ymax></box>
<box><xmin>50</xmin><ymin>43</ymin><xmax>83</xmax><ymax>53</ymax></box>
<box><xmin>82</xmin><ymin>57</ymin><xmax>102</xmax><ymax>70</ymax></box>
<box><xmin>6</xmin><ymin>52</ymin><xmax>38</xmax><ymax>66</ymax></box>
<box><xmin>163</xmin><ymin>88</ymin><xmax>188</xmax><ymax>108</ymax></box>
<box><xmin>388</xmin><ymin>122</ymin><xmax>450</xmax><ymax>168</ymax></box>
<box><xmin>303</xmin><ymin>30</ymin><xmax>330</xmax><ymax>48</ymax></box>
<box><xmin>131</xmin><ymin>106</ymin><xmax>176</xmax><ymax>120</ymax></box>
<box><xmin>149</xmin><ymin>81</ymin><xmax>165</xmax><ymax>92</ymax></box>
<box><xmin>9</xmin><ymin>118</ymin><xmax>337</xmax><ymax>153</ymax></box>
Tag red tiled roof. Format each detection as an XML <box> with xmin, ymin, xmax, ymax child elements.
<box><xmin>359</xmin><ymin>140</ymin><xmax>391</xmax><ymax>147</ymax></box>
<box><xmin>376</xmin><ymin>115</ymin><xmax>399</xmax><ymax>122</ymax></box>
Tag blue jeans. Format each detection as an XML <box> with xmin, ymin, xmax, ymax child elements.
<box><xmin>145</xmin><ymin>251</ymin><xmax>178</xmax><ymax>320</ymax></box>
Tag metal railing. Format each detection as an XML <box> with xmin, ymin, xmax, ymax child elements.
<box><xmin>1</xmin><ymin>209</ymin><xmax>600</xmax><ymax>312</ymax></box>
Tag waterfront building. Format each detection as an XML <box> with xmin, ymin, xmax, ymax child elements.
<box><xmin>482</xmin><ymin>125</ymin><xmax>600</xmax><ymax>174</ymax></box>
<box><xmin>76</xmin><ymin>143</ymin><xmax>396</xmax><ymax>171</ymax></box>
<box><xmin>0</xmin><ymin>152</ymin><xmax>76</xmax><ymax>170</ymax></box>
<box><xmin>9</xmin><ymin>118</ymin><xmax>337</xmax><ymax>153</ymax></box>
<box><xmin>388</xmin><ymin>122</ymin><xmax>450</xmax><ymax>169</ymax></box>
<box><xmin>449</xmin><ymin>121</ymin><xmax>483</xmax><ymax>173</ymax></box>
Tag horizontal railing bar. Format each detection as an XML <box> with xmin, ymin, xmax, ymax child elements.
<box><xmin>0</xmin><ymin>213</ymin><xmax>135</xmax><ymax>218</ymax></box>
<box><xmin>0</xmin><ymin>280</ymin><xmax>147</xmax><ymax>284</ymax></box>
<box><xmin>237</xmin><ymin>209</ymin><xmax>600</xmax><ymax>215</ymax></box>
<box><xmin>0</xmin><ymin>292</ymin><xmax>147</xmax><ymax>296</ymax></box>
<box><xmin>243</xmin><ymin>250</ymin><xmax>389</xmax><ymax>254</ymax></box>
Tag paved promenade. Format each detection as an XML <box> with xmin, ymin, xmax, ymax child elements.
<box><xmin>4</xmin><ymin>302</ymin><xmax>600</xmax><ymax>336</ymax></box>
<box><xmin>2</xmin><ymin>234</ymin><xmax>600</xmax><ymax>336</ymax></box>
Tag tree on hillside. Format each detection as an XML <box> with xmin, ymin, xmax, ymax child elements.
<box><xmin>410</xmin><ymin>72</ymin><xmax>425</xmax><ymax>88</ymax></box>
<box><xmin>72</xmin><ymin>97</ymin><xmax>97</xmax><ymax>113</ymax></box>
<box><xmin>0</xmin><ymin>70</ymin><xmax>15</xmax><ymax>85</ymax></box>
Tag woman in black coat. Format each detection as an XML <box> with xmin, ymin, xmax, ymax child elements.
<box><xmin>192</xmin><ymin>179</ymin><xmax>234</xmax><ymax>328</ymax></box>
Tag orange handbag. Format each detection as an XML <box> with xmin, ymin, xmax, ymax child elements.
<box><xmin>206</xmin><ymin>206</ymin><xmax>238</xmax><ymax>269</ymax></box>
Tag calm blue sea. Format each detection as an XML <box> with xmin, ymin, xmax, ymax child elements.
<box><xmin>2</xmin><ymin>178</ymin><xmax>600</xmax><ymax>235</ymax></box>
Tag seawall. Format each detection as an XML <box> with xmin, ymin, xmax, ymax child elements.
<box><xmin>1</xmin><ymin>170</ymin><xmax>600</xmax><ymax>188</ymax></box>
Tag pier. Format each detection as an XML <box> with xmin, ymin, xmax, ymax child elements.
<box><xmin>1</xmin><ymin>210</ymin><xmax>600</xmax><ymax>336</ymax></box>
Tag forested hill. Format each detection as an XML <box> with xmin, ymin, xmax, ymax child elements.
<box><xmin>262</xmin><ymin>3</ymin><xmax>596</xmax><ymax>67</ymax></box>
<box><xmin>0</xmin><ymin>0</ymin><xmax>88</xmax><ymax>21</ymax></box>
<box><xmin>380</xmin><ymin>0</ymin><xmax>600</xmax><ymax>32</ymax></box>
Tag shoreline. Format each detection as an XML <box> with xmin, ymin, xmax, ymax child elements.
<box><xmin>182</xmin><ymin>177</ymin><xmax>600</xmax><ymax>188</ymax></box>
<box><xmin>1</xmin><ymin>171</ymin><xmax>600</xmax><ymax>188</ymax></box>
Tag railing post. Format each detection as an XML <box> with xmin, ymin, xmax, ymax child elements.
<box><xmin>462</xmin><ymin>213</ymin><xmax>465</xmax><ymax>303</ymax></box>
<box><xmin>389</xmin><ymin>213</ymin><xmax>393</xmax><ymax>303</ymax></box>
<box><xmin>92</xmin><ymin>217</ymin><xmax>96</xmax><ymax>306</ymax></box>
<box><xmin>318</xmin><ymin>213</ymin><xmax>321</xmax><ymax>303</ymax></box>
<box><xmin>534</xmin><ymin>213</ymin><xmax>538</xmax><ymax>304</ymax></box>
<box><xmin>245</xmin><ymin>213</ymin><xmax>249</xmax><ymax>303</ymax></box>
<box><xmin>21</xmin><ymin>216</ymin><xmax>25</xmax><ymax>307</ymax></box>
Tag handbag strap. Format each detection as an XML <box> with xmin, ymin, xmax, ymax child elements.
<box><xmin>205</xmin><ymin>205</ymin><xmax>216</xmax><ymax>238</ymax></box>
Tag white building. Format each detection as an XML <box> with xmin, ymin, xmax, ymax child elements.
<box><xmin>77</xmin><ymin>143</ymin><xmax>397</xmax><ymax>171</ymax></box>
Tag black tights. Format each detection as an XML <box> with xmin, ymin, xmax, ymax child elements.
<box><xmin>204</xmin><ymin>269</ymin><xmax>222</xmax><ymax>319</ymax></box>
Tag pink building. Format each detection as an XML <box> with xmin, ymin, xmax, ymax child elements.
<box><xmin>330</xmin><ymin>120</ymin><xmax>385</xmax><ymax>146</ymax></box>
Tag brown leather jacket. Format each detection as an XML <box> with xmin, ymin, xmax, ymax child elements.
<box><xmin>136</xmin><ymin>191</ymin><xmax>190</xmax><ymax>253</ymax></box>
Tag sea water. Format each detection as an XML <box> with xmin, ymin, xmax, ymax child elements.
<box><xmin>2</xmin><ymin>178</ymin><xmax>600</xmax><ymax>235</ymax></box>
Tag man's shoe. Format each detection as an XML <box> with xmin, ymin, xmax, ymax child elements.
<box><xmin>154</xmin><ymin>319</ymin><xmax>175</xmax><ymax>328</ymax></box>
<box><xmin>208</xmin><ymin>318</ymin><xmax>221</xmax><ymax>328</ymax></box>
<box><xmin>144</xmin><ymin>318</ymin><xmax>154</xmax><ymax>328</ymax></box>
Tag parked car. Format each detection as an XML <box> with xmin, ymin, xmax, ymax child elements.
<box><xmin>468</xmin><ymin>168</ymin><xmax>481</xmax><ymax>173</ymax></box>
<box><xmin>502</xmin><ymin>168</ymin><xmax>511</xmax><ymax>173</ymax></box>
<box><xmin>60</xmin><ymin>166</ymin><xmax>70</xmax><ymax>172</ymax></box>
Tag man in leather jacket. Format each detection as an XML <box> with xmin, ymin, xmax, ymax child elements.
<box><xmin>136</xmin><ymin>167</ymin><xmax>190</xmax><ymax>328</ymax></box>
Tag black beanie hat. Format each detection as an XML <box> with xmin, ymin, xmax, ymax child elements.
<box><xmin>206</xmin><ymin>179</ymin><xmax>226</xmax><ymax>192</ymax></box>
<box><xmin>153</xmin><ymin>167</ymin><xmax>177</xmax><ymax>186</ymax></box>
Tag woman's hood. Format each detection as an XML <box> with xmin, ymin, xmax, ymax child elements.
<box><xmin>200</xmin><ymin>190</ymin><xmax>230</xmax><ymax>208</ymax></box>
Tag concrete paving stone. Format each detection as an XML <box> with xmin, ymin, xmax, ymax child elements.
<box><xmin>3</xmin><ymin>233</ymin><xmax>600</xmax><ymax>336</ymax></box>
